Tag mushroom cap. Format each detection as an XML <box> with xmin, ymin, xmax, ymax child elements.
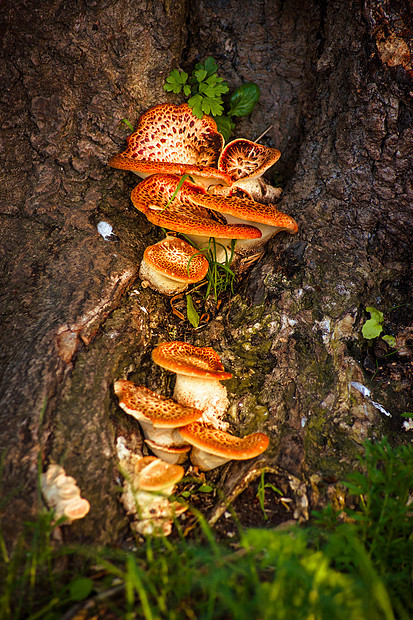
<box><xmin>152</xmin><ymin>341</ymin><xmax>232</xmax><ymax>380</ymax></box>
<box><xmin>178</xmin><ymin>422</ymin><xmax>270</xmax><ymax>460</ymax></box>
<box><xmin>63</xmin><ymin>497</ymin><xmax>90</xmax><ymax>521</ymax></box>
<box><xmin>133</xmin><ymin>457</ymin><xmax>184</xmax><ymax>492</ymax></box>
<box><xmin>108</xmin><ymin>103</ymin><xmax>231</xmax><ymax>185</ymax></box>
<box><xmin>142</xmin><ymin>236</ymin><xmax>209</xmax><ymax>284</ymax></box>
<box><xmin>114</xmin><ymin>380</ymin><xmax>203</xmax><ymax>428</ymax></box>
<box><xmin>131</xmin><ymin>174</ymin><xmax>262</xmax><ymax>240</ymax></box>
<box><xmin>218</xmin><ymin>138</ymin><xmax>281</xmax><ymax>182</ymax></box>
<box><xmin>191</xmin><ymin>189</ymin><xmax>298</xmax><ymax>232</ymax></box>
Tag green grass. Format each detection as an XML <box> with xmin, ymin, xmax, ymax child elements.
<box><xmin>1</xmin><ymin>437</ymin><xmax>412</xmax><ymax>619</ymax></box>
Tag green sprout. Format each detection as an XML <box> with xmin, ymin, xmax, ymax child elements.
<box><xmin>362</xmin><ymin>307</ymin><xmax>396</xmax><ymax>348</ymax></box>
<box><xmin>164</xmin><ymin>57</ymin><xmax>260</xmax><ymax>141</ymax></box>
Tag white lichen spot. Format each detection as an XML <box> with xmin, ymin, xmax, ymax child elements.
<box><xmin>351</xmin><ymin>381</ymin><xmax>371</xmax><ymax>398</ymax></box>
<box><xmin>403</xmin><ymin>418</ymin><xmax>413</xmax><ymax>432</ymax></box>
<box><xmin>97</xmin><ymin>221</ymin><xmax>114</xmax><ymax>240</ymax></box>
<box><xmin>301</xmin><ymin>416</ymin><xmax>307</xmax><ymax>428</ymax></box>
<box><xmin>350</xmin><ymin>382</ymin><xmax>392</xmax><ymax>417</ymax></box>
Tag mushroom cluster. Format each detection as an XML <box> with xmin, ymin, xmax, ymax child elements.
<box><xmin>109</xmin><ymin>102</ymin><xmax>298</xmax><ymax>292</ymax></box>
<box><xmin>114</xmin><ymin>341</ymin><xmax>269</xmax><ymax>477</ymax></box>
<box><xmin>120</xmin><ymin>454</ymin><xmax>186</xmax><ymax>536</ymax></box>
<box><xmin>107</xmin><ymin>102</ymin><xmax>289</xmax><ymax>536</ymax></box>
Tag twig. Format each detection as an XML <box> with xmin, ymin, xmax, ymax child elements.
<box><xmin>254</xmin><ymin>124</ymin><xmax>273</xmax><ymax>142</ymax></box>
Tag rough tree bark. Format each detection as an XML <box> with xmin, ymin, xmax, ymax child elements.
<box><xmin>1</xmin><ymin>0</ymin><xmax>412</xmax><ymax>545</ymax></box>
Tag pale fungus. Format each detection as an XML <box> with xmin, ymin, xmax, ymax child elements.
<box><xmin>152</xmin><ymin>341</ymin><xmax>232</xmax><ymax>431</ymax></box>
<box><xmin>178</xmin><ymin>422</ymin><xmax>270</xmax><ymax>471</ymax></box>
<box><xmin>40</xmin><ymin>464</ymin><xmax>90</xmax><ymax>523</ymax></box>
<box><xmin>120</xmin><ymin>455</ymin><xmax>186</xmax><ymax>536</ymax></box>
<box><xmin>139</xmin><ymin>235</ymin><xmax>209</xmax><ymax>295</ymax></box>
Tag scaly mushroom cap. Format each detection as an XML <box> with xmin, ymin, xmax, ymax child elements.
<box><xmin>142</xmin><ymin>236</ymin><xmax>209</xmax><ymax>284</ymax></box>
<box><xmin>133</xmin><ymin>457</ymin><xmax>184</xmax><ymax>492</ymax></box>
<box><xmin>178</xmin><ymin>422</ymin><xmax>270</xmax><ymax>459</ymax></box>
<box><xmin>218</xmin><ymin>138</ymin><xmax>281</xmax><ymax>182</ymax></box>
<box><xmin>152</xmin><ymin>341</ymin><xmax>232</xmax><ymax>380</ymax></box>
<box><xmin>131</xmin><ymin>174</ymin><xmax>262</xmax><ymax>240</ymax></box>
<box><xmin>191</xmin><ymin>189</ymin><xmax>298</xmax><ymax>232</ymax></box>
<box><xmin>114</xmin><ymin>380</ymin><xmax>203</xmax><ymax>428</ymax></box>
<box><xmin>108</xmin><ymin>103</ymin><xmax>232</xmax><ymax>185</ymax></box>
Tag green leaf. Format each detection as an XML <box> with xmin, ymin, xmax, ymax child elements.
<box><xmin>213</xmin><ymin>115</ymin><xmax>234</xmax><ymax>142</ymax></box>
<box><xmin>186</xmin><ymin>294</ymin><xmax>200</xmax><ymax>327</ymax></box>
<box><xmin>228</xmin><ymin>82</ymin><xmax>260</xmax><ymax>117</ymax></box>
<box><xmin>362</xmin><ymin>319</ymin><xmax>383</xmax><ymax>339</ymax></box>
<box><xmin>365</xmin><ymin>306</ymin><xmax>384</xmax><ymax>324</ymax></box>
<box><xmin>401</xmin><ymin>412</ymin><xmax>413</xmax><ymax>418</ymax></box>
<box><xmin>183</xmin><ymin>84</ymin><xmax>191</xmax><ymax>97</ymax></box>
<box><xmin>198</xmin><ymin>484</ymin><xmax>213</xmax><ymax>493</ymax></box>
<box><xmin>202</xmin><ymin>56</ymin><xmax>218</xmax><ymax>76</ymax></box>
<box><xmin>362</xmin><ymin>307</ymin><xmax>384</xmax><ymax>339</ymax></box>
<box><xmin>194</xmin><ymin>68</ymin><xmax>207</xmax><ymax>83</ymax></box>
<box><xmin>201</xmin><ymin>96</ymin><xmax>224</xmax><ymax>117</ymax></box>
<box><xmin>382</xmin><ymin>335</ymin><xmax>396</xmax><ymax>347</ymax></box>
<box><xmin>188</xmin><ymin>94</ymin><xmax>204</xmax><ymax>118</ymax></box>
<box><xmin>68</xmin><ymin>577</ymin><xmax>93</xmax><ymax>602</ymax></box>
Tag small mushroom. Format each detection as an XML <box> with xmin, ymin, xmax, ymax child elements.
<box><xmin>121</xmin><ymin>455</ymin><xmax>186</xmax><ymax>536</ymax></box>
<box><xmin>178</xmin><ymin>422</ymin><xmax>270</xmax><ymax>471</ymax></box>
<box><xmin>108</xmin><ymin>103</ymin><xmax>232</xmax><ymax>187</ymax></box>
<box><xmin>114</xmin><ymin>380</ymin><xmax>202</xmax><ymax>464</ymax></box>
<box><xmin>218</xmin><ymin>138</ymin><xmax>281</xmax><ymax>183</ymax></box>
<box><xmin>41</xmin><ymin>464</ymin><xmax>90</xmax><ymax>523</ymax></box>
<box><xmin>139</xmin><ymin>235</ymin><xmax>209</xmax><ymax>295</ymax></box>
<box><xmin>152</xmin><ymin>341</ymin><xmax>232</xmax><ymax>431</ymax></box>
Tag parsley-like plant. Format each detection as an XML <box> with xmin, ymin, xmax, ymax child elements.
<box><xmin>164</xmin><ymin>57</ymin><xmax>260</xmax><ymax>141</ymax></box>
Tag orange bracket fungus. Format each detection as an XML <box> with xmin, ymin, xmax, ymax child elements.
<box><xmin>41</xmin><ymin>464</ymin><xmax>90</xmax><ymax>523</ymax></box>
<box><xmin>178</xmin><ymin>422</ymin><xmax>270</xmax><ymax>471</ymax></box>
<box><xmin>130</xmin><ymin>173</ymin><xmax>262</xmax><ymax>247</ymax></box>
<box><xmin>114</xmin><ymin>380</ymin><xmax>202</xmax><ymax>464</ymax></box>
<box><xmin>109</xmin><ymin>103</ymin><xmax>231</xmax><ymax>187</ymax></box>
<box><xmin>152</xmin><ymin>341</ymin><xmax>232</xmax><ymax>431</ymax></box>
<box><xmin>139</xmin><ymin>235</ymin><xmax>209</xmax><ymax>295</ymax></box>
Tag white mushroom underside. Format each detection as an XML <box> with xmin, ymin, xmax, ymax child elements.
<box><xmin>173</xmin><ymin>374</ymin><xmax>229</xmax><ymax>431</ymax></box>
<box><xmin>137</xmin><ymin>419</ymin><xmax>189</xmax><ymax>449</ymax></box>
<box><xmin>183</xmin><ymin>234</ymin><xmax>235</xmax><ymax>265</ymax></box>
<box><xmin>139</xmin><ymin>256</ymin><xmax>188</xmax><ymax>295</ymax></box>
<box><xmin>189</xmin><ymin>448</ymin><xmax>231</xmax><ymax>471</ymax></box>
<box><xmin>223</xmin><ymin>214</ymin><xmax>278</xmax><ymax>254</ymax></box>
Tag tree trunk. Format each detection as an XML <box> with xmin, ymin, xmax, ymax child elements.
<box><xmin>1</xmin><ymin>0</ymin><xmax>412</xmax><ymax>545</ymax></box>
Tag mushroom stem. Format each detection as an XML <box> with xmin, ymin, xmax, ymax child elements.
<box><xmin>173</xmin><ymin>374</ymin><xmax>230</xmax><ymax>431</ymax></box>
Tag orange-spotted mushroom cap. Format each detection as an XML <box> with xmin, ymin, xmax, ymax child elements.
<box><xmin>131</xmin><ymin>174</ymin><xmax>262</xmax><ymax>240</ymax></box>
<box><xmin>133</xmin><ymin>457</ymin><xmax>185</xmax><ymax>492</ymax></box>
<box><xmin>178</xmin><ymin>422</ymin><xmax>270</xmax><ymax>471</ymax></box>
<box><xmin>142</xmin><ymin>237</ymin><xmax>209</xmax><ymax>284</ymax></box>
<box><xmin>190</xmin><ymin>190</ymin><xmax>298</xmax><ymax>233</ymax></box>
<box><xmin>108</xmin><ymin>103</ymin><xmax>232</xmax><ymax>185</ymax></box>
<box><xmin>152</xmin><ymin>341</ymin><xmax>232</xmax><ymax>381</ymax></box>
<box><xmin>114</xmin><ymin>380</ymin><xmax>203</xmax><ymax>428</ymax></box>
<box><xmin>218</xmin><ymin>138</ymin><xmax>281</xmax><ymax>182</ymax></box>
